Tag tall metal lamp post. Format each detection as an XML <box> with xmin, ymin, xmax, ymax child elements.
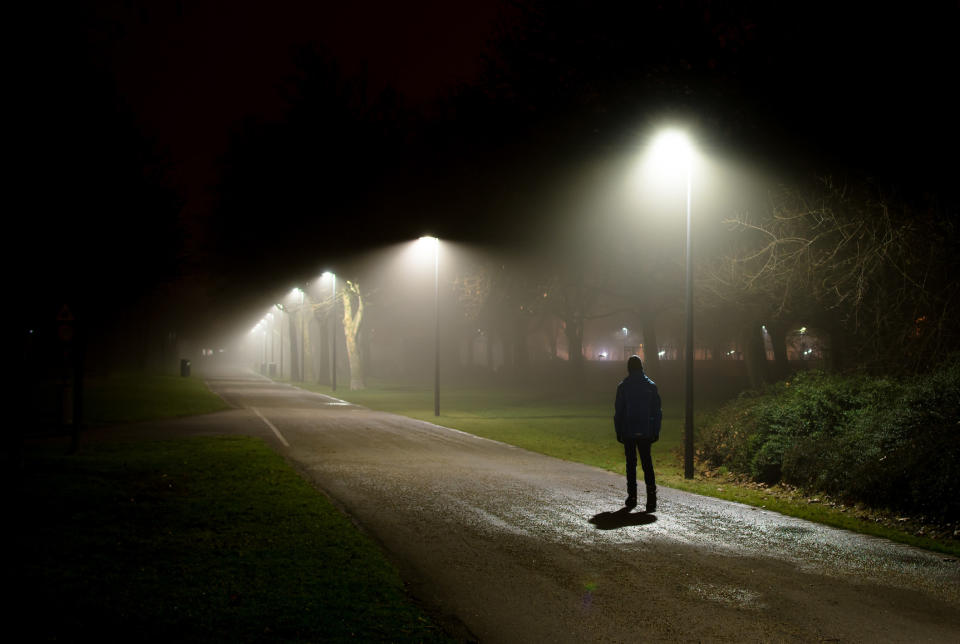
<box><xmin>275</xmin><ymin>304</ymin><xmax>284</xmax><ymax>378</ymax></box>
<box><xmin>299</xmin><ymin>287</ymin><xmax>305</xmax><ymax>381</ymax></box>
<box><xmin>418</xmin><ymin>236</ymin><xmax>440</xmax><ymax>417</ymax></box>
<box><xmin>322</xmin><ymin>272</ymin><xmax>337</xmax><ymax>391</ymax></box>
<box><xmin>287</xmin><ymin>287</ymin><xmax>306</xmax><ymax>381</ymax></box>
<box><xmin>649</xmin><ymin>130</ymin><xmax>695</xmax><ymax>479</ymax></box>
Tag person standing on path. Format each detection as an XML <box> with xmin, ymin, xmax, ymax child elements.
<box><xmin>614</xmin><ymin>355</ymin><xmax>662</xmax><ymax>511</ymax></box>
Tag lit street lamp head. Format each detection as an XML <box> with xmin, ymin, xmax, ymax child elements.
<box><xmin>648</xmin><ymin>129</ymin><xmax>693</xmax><ymax>172</ymax></box>
<box><xmin>632</xmin><ymin>127</ymin><xmax>698</xmax><ymax>203</ymax></box>
<box><xmin>415</xmin><ymin>235</ymin><xmax>439</xmax><ymax>257</ymax></box>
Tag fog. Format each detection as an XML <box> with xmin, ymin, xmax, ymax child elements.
<box><xmin>22</xmin><ymin>1</ymin><xmax>958</xmax><ymax>434</ymax></box>
<box><xmin>25</xmin><ymin>111</ymin><xmax>843</xmax><ymax>411</ymax></box>
<box><xmin>180</xmin><ymin>148</ymin><xmax>795</xmax><ymax>403</ymax></box>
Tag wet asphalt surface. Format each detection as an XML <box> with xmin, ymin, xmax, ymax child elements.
<box><xmin>120</xmin><ymin>369</ymin><xmax>959</xmax><ymax>642</ymax></box>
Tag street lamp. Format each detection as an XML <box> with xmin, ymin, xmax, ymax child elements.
<box><xmin>417</xmin><ymin>236</ymin><xmax>440</xmax><ymax>417</ymax></box>
<box><xmin>266</xmin><ymin>312</ymin><xmax>275</xmax><ymax>369</ymax></box>
<box><xmin>299</xmin><ymin>287</ymin><xmax>305</xmax><ymax>381</ymax></box>
<box><xmin>288</xmin><ymin>287</ymin><xmax>306</xmax><ymax>381</ymax></box>
<box><xmin>648</xmin><ymin>129</ymin><xmax>695</xmax><ymax>479</ymax></box>
<box><xmin>253</xmin><ymin>319</ymin><xmax>267</xmax><ymax>375</ymax></box>
<box><xmin>321</xmin><ymin>271</ymin><xmax>337</xmax><ymax>391</ymax></box>
<box><xmin>277</xmin><ymin>286</ymin><xmax>306</xmax><ymax>382</ymax></box>
<box><xmin>275</xmin><ymin>303</ymin><xmax>284</xmax><ymax>378</ymax></box>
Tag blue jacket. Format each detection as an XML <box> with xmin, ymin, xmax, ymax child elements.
<box><xmin>614</xmin><ymin>372</ymin><xmax>662</xmax><ymax>442</ymax></box>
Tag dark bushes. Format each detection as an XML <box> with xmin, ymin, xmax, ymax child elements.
<box><xmin>699</xmin><ymin>359</ymin><xmax>960</xmax><ymax>520</ymax></box>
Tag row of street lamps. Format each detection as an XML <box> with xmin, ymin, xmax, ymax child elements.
<box><xmin>248</xmin><ymin>128</ymin><xmax>697</xmax><ymax>476</ymax></box>
<box><xmin>247</xmin><ymin>236</ymin><xmax>441</xmax><ymax>415</ymax></box>
<box><xmin>255</xmin><ymin>273</ymin><xmax>341</xmax><ymax>391</ymax></box>
<box><xmin>649</xmin><ymin>129</ymin><xmax>697</xmax><ymax>480</ymax></box>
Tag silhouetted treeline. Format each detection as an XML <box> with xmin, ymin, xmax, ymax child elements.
<box><xmin>216</xmin><ymin>1</ymin><xmax>959</xmax><ymax>379</ymax></box>
<box><xmin>20</xmin><ymin>3</ymin><xmax>187</xmax><ymax>374</ymax></box>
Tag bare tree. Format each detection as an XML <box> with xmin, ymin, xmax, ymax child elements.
<box><xmin>455</xmin><ymin>264</ymin><xmax>496</xmax><ymax>370</ymax></box>
<box><xmin>340</xmin><ymin>279</ymin><xmax>366</xmax><ymax>389</ymax></box>
<box><xmin>706</xmin><ymin>176</ymin><xmax>958</xmax><ymax>372</ymax></box>
<box><xmin>455</xmin><ymin>257</ymin><xmax>549</xmax><ymax>375</ymax></box>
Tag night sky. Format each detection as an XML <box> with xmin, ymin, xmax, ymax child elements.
<box><xmin>19</xmin><ymin>1</ymin><xmax>959</xmax><ymax>351</ymax></box>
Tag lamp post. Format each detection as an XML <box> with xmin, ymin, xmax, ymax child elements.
<box><xmin>322</xmin><ymin>272</ymin><xmax>337</xmax><ymax>391</ymax></box>
<box><xmin>299</xmin><ymin>287</ymin><xmax>305</xmax><ymax>381</ymax></box>
<box><xmin>287</xmin><ymin>287</ymin><xmax>306</xmax><ymax>382</ymax></box>
<box><xmin>683</xmin><ymin>149</ymin><xmax>694</xmax><ymax>479</ymax></box>
<box><xmin>261</xmin><ymin>325</ymin><xmax>267</xmax><ymax>375</ymax></box>
<box><xmin>274</xmin><ymin>312</ymin><xmax>282</xmax><ymax>376</ymax></box>
<box><xmin>276</xmin><ymin>304</ymin><xmax>284</xmax><ymax>378</ymax></box>
<box><xmin>418</xmin><ymin>236</ymin><xmax>440</xmax><ymax>417</ymax></box>
<box><xmin>649</xmin><ymin>130</ymin><xmax>695</xmax><ymax>479</ymax></box>
<box><xmin>266</xmin><ymin>312</ymin><xmax>275</xmax><ymax>368</ymax></box>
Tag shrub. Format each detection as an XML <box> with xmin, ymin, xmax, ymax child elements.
<box><xmin>698</xmin><ymin>391</ymin><xmax>762</xmax><ymax>473</ymax></box>
<box><xmin>698</xmin><ymin>359</ymin><xmax>960</xmax><ymax>520</ymax></box>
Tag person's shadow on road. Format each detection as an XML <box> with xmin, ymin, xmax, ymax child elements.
<box><xmin>588</xmin><ymin>507</ymin><xmax>658</xmax><ymax>530</ymax></box>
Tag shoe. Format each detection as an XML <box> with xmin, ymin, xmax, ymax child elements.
<box><xmin>625</xmin><ymin>495</ymin><xmax>637</xmax><ymax>509</ymax></box>
<box><xmin>645</xmin><ymin>486</ymin><xmax>657</xmax><ymax>513</ymax></box>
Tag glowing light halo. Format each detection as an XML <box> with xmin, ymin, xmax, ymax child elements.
<box><xmin>648</xmin><ymin>129</ymin><xmax>693</xmax><ymax>173</ymax></box>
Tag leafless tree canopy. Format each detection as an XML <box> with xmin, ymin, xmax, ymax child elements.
<box><xmin>706</xmin><ymin>176</ymin><xmax>958</xmax><ymax>372</ymax></box>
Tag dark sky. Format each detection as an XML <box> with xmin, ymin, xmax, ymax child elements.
<box><xmin>22</xmin><ymin>1</ymin><xmax>960</xmax><ymax>345</ymax></box>
<box><xmin>104</xmin><ymin>1</ymin><xmax>502</xmax><ymax>215</ymax></box>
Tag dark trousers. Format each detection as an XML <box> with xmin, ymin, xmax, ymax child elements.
<box><xmin>624</xmin><ymin>437</ymin><xmax>655</xmax><ymax>493</ymax></box>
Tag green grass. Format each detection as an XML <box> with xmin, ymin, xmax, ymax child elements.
<box><xmin>298</xmin><ymin>380</ymin><xmax>703</xmax><ymax>482</ymax></box>
<box><xmin>83</xmin><ymin>373</ymin><xmax>231</xmax><ymax>424</ymax></box>
<box><xmin>18</xmin><ymin>437</ymin><xmax>449</xmax><ymax>642</ymax></box>
<box><xmin>296</xmin><ymin>380</ymin><xmax>959</xmax><ymax>556</ymax></box>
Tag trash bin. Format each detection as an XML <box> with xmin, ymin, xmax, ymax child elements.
<box><xmin>180</xmin><ymin>358</ymin><xmax>191</xmax><ymax>377</ymax></box>
<box><xmin>268</xmin><ymin>362</ymin><xmax>277</xmax><ymax>377</ymax></box>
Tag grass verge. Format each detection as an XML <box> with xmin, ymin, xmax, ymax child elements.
<box><xmin>17</xmin><ymin>437</ymin><xmax>449</xmax><ymax>642</ymax></box>
<box><xmin>83</xmin><ymin>373</ymin><xmax>231</xmax><ymax>424</ymax></box>
<box><xmin>296</xmin><ymin>380</ymin><xmax>960</xmax><ymax>557</ymax></box>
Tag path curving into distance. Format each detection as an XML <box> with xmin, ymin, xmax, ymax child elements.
<box><xmin>118</xmin><ymin>367</ymin><xmax>960</xmax><ymax>642</ymax></box>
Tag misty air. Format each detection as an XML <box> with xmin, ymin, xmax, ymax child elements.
<box><xmin>15</xmin><ymin>2</ymin><xmax>960</xmax><ymax>641</ymax></box>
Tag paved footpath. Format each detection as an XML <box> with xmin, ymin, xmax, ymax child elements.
<box><xmin>108</xmin><ymin>369</ymin><xmax>960</xmax><ymax>642</ymax></box>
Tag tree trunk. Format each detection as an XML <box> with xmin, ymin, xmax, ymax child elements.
<box><xmin>710</xmin><ymin>339</ymin><xmax>725</xmax><ymax>362</ymax></box>
<box><xmin>362</xmin><ymin>325</ymin><xmax>373</xmax><ymax>379</ymax></box>
<box><xmin>302</xmin><ymin>313</ymin><xmax>313</xmax><ymax>382</ymax></box>
<box><xmin>316</xmin><ymin>315</ymin><xmax>329</xmax><ymax>384</ymax></box>
<box><xmin>546</xmin><ymin>319</ymin><xmax>559</xmax><ymax>360</ymax></box>
<box><xmin>513</xmin><ymin>315</ymin><xmax>528</xmax><ymax>375</ymax></box>
<box><xmin>642</xmin><ymin>314</ymin><xmax>659</xmax><ymax>374</ymax></box>
<box><xmin>486</xmin><ymin>331</ymin><xmax>494</xmax><ymax>370</ymax></box>
<box><xmin>341</xmin><ymin>281</ymin><xmax>365</xmax><ymax>390</ymax></box>
<box><xmin>767</xmin><ymin>322</ymin><xmax>790</xmax><ymax>381</ymax></box>
<box><xmin>740</xmin><ymin>322</ymin><xmax>767</xmax><ymax>389</ymax></box>
<box><xmin>823</xmin><ymin>321</ymin><xmax>847</xmax><ymax>373</ymax></box>
<box><xmin>287</xmin><ymin>316</ymin><xmax>299</xmax><ymax>382</ymax></box>
<box><xmin>564</xmin><ymin>319</ymin><xmax>584</xmax><ymax>370</ymax></box>
<box><xmin>499</xmin><ymin>322</ymin><xmax>514</xmax><ymax>372</ymax></box>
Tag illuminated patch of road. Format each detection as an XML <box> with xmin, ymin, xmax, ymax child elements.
<box><xmin>688</xmin><ymin>581</ymin><xmax>766</xmax><ymax>610</ymax></box>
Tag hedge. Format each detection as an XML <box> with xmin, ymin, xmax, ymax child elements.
<box><xmin>699</xmin><ymin>359</ymin><xmax>960</xmax><ymax>520</ymax></box>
